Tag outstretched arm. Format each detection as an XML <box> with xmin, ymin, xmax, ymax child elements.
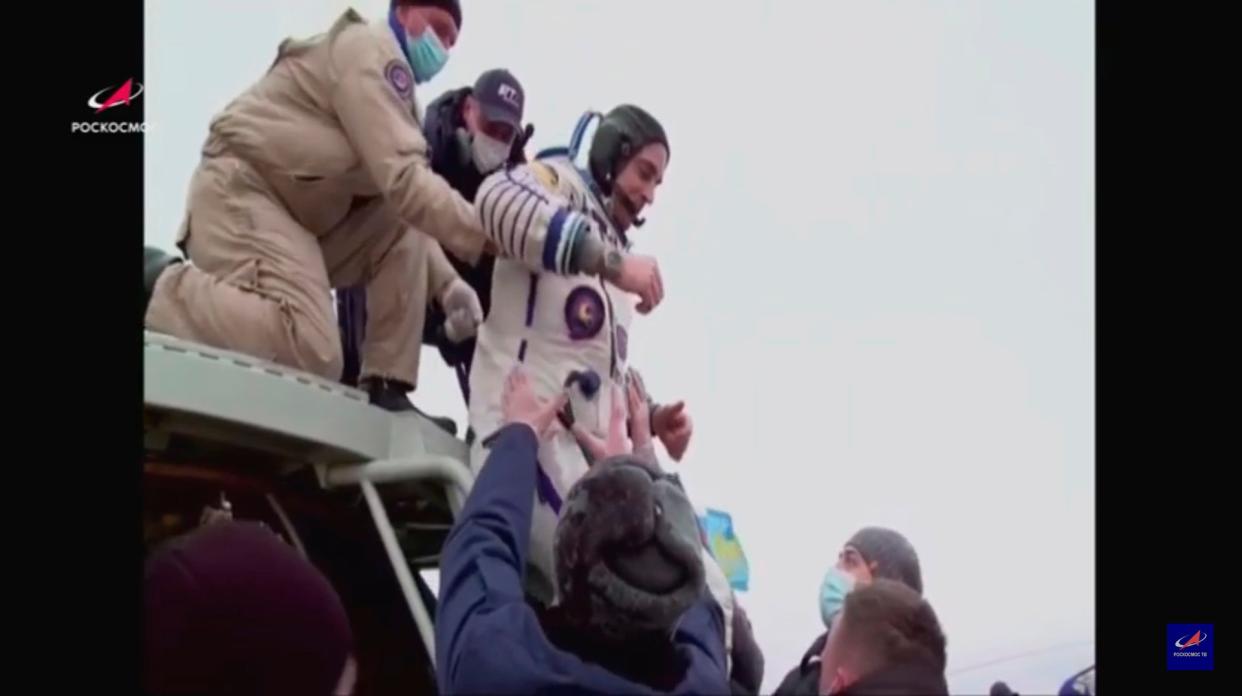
<box><xmin>434</xmin><ymin>423</ymin><xmax>540</xmax><ymax>692</ymax></box>
<box><xmin>328</xmin><ymin>23</ymin><xmax>486</xmax><ymax>264</ymax></box>
<box><xmin>475</xmin><ymin>163</ymin><xmax>666</xmax><ymax>312</ymax></box>
<box><xmin>474</xmin><ymin>163</ymin><xmax>609</xmax><ymax>276</ymax></box>
<box><xmin>435</xmin><ymin>373</ymin><xmax>582</xmax><ymax>694</ymax></box>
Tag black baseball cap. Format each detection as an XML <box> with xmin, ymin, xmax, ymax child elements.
<box><xmin>473</xmin><ymin>68</ymin><xmax>525</xmax><ymax>131</ymax></box>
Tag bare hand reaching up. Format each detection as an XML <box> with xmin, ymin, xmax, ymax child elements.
<box><xmin>653</xmin><ymin>399</ymin><xmax>693</xmax><ymax>462</ymax></box>
<box><xmin>570</xmin><ymin>384</ymin><xmax>631</xmax><ymax>461</ymax></box>
<box><xmin>626</xmin><ymin>368</ymin><xmax>653</xmax><ymax>451</ymax></box>
<box><xmin>501</xmin><ymin>368</ymin><xmax>568</xmax><ymax>438</ymax></box>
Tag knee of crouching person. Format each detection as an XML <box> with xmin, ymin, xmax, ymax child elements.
<box><xmin>283</xmin><ymin>310</ymin><xmax>345</xmax><ymax>381</ymax></box>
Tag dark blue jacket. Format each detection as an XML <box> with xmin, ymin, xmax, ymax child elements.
<box><xmin>435</xmin><ymin>424</ymin><xmax>730</xmax><ymax>695</ymax></box>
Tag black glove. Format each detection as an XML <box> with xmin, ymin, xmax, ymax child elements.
<box><xmin>509</xmin><ymin>123</ymin><xmax>535</xmax><ymax>164</ymax></box>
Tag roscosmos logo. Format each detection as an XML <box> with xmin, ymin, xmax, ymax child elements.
<box><xmin>71</xmin><ymin>77</ymin><xmax>151</xmax><ymax>134</ymax></box>
<box><xmin>87</xmin><ymin>79</ymin><xmax>144</xmax><ymax>113</ymax></box>
<box><xmin>1174</xmin><ymin>630</ymin><xmax>1206</xmax><ymax>650</ymax></box>
<box><xmin>1167</xmin><ymin>623</ymin><xmax>1213</xmax><ymax>671</ymax></box>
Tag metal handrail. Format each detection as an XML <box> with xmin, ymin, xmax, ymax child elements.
<box><xmin>322</xmin><ymin>455</ymin><xmax>477</xmax><ymax>663</ymax></box>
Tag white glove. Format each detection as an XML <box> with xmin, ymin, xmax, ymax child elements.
<box><xmin>439</xmin><ymin>278</ymin><xmax>483</xmax><ymax>343</ymax></box>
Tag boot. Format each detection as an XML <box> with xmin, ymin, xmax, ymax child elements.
<box><xmin>362</xmin><ymin>377</ymin><xmax>457</xmax><ymax>436</ymax></box>
<box><xmin>144</xmin><ymin>246</ymin><xmax>182</xmax><ymax>321</ymax></box>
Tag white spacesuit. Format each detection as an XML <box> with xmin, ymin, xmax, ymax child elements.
<box><xmin>468</xmin><ymin>112</ymin><xmax>737</xmax><ymax>656</ymax></box>
<box><xmin>469</xmin><ymin>152</ymin><xmax>635</xmax><ymax>592</ymax></box>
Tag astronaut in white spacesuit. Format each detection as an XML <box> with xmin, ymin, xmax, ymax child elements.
<box><xmin>468</xmin><ymin>105</ymin><xmax>732</xmax><ymax>640</ymax></box>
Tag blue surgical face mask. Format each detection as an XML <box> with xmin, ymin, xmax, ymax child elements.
<box><xmin>819</xmin><ymin>567</ymin><xmax>857</xmax><ymax>628</ymax></box>
<box><xmin>405</xmin><ymin>26</ymin><xmax>449</xmax><ymax>84</ymax></box>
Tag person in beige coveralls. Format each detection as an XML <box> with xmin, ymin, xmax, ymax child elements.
<box><xmin>143</xmin><ymin>0</ymin><xmax>484</xmax><ymax>429</ymax></box>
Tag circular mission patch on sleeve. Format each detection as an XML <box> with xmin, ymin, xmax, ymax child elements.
<box><xmin>384</xmin><ymin>59</ymin><xmax>413</xmax><ymax>100</ymax></box>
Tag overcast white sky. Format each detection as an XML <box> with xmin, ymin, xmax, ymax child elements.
<box><xmin>145</xmin><ymin>1</ymin><xmax>1094</xmax><ymax>692</ymax></box>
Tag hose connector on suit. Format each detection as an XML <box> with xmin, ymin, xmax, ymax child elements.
<box><xmin>557</xmin><ymin>369</ymin><xmax>602</xmax><ymax>431</ymax></box>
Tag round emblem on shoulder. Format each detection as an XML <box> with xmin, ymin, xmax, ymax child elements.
<box><xmin>564</xmin><ymin>286</ymin><xmax>606</xmax><ymax>341</ymax></box>
<box><xmin>384</xmin><ymin>59</ymin><xmax>413</xmax><ymax>100</ymax></box>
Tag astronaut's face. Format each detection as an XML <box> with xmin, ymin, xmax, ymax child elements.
<box><xmin>610</xmin><ymin>142</ymin><xmax>668</xmax><ymax>232</ymax></box>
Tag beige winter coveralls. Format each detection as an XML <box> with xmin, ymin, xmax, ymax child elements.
<box><xmin>146</xmin><ymin>10</ymin><xmax>487</xmax><ymax>386</ymax></box>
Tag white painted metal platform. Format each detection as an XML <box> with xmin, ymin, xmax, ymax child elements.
<box><xmin>144</xmin><ymin>330</ymin><xmax>469</xmax><ymax>469</ymax></box>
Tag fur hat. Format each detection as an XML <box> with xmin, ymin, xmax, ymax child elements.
<box><xmin>554</xmin><ymin>455</ymin><xmax>704</xmax><ymax>639</ymax></box>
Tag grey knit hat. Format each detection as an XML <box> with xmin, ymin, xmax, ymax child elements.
<box><xmin>554</xmin><ymin>454</ymin><xmax>704</xmax><ymax>639</ymax></box>
<box><xmin>846</xmin><ymin>527</ymin><xmax>924</xmax><ymax>594</ymax></box>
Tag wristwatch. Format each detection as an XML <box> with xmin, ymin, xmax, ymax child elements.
<box><xmin>602</xmin><ymin>249</ymin><xmax>625</xmax><ymax>281</ymax></box>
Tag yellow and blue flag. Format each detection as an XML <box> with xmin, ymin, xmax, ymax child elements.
<box><xmin>699</xmin><ymin>508</ymin><xmax>750</xmax><ymax>592</ymax></box>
